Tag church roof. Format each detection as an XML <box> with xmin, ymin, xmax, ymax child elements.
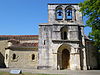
<box><xmin>6</xmin><ymin>43</ymin><xmax>38</xmax><ymax>50</ymax></box>
<box><xmin>0</xmin><ymin>35</ymin><xmax>38</xmax><ymax>40</ymax></box>
<box><xmin>13</xmin><ymin>43</ymin><xmax>38</xmax><ymax>47</ymax></box>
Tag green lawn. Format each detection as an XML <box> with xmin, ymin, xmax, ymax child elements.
<box><xmin>0</xmin><ymin>71</ymin><xmax>64</xmax><ymax>75</ymax></box>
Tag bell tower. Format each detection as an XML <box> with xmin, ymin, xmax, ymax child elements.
<box><xmin>38</xmin><ymin>3</ymin><xmax>87</xmax><ymax>70</ymax></box>
<box><xmin>48</xmin><ymin>3</ymin><xmax>83</xmax><ymax>25</ymax></box>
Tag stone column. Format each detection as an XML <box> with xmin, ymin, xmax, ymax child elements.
<box><xmin>63</xmin><ymin>8</ymin><xmax>65</xmax><ymax>21</ymax></box>
<box><xmin>70</xmin><ymin>47</ymin><xmax>81</xmax><ymax>70</ymax></box>
<box><xmin>81</xmin><ymin>27</ymin><xmax>87</xmax><ymax>70</ymax></box>
<box><xmin>72</xmin><ymin>8</ymin><xmax>75</xmax><ymax>21</ymax></box>
<box><xmin>82</xmin><ymin>48</ymin><xmax>87</xmax><ymax>70</ymax></box>
<box><xmin>74</xmin><ymin>48</ymin><xmax>81</xmax><ymax>70</ymax></box>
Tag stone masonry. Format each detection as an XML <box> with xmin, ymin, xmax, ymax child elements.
<box><xmin>38</xmin><ymin>3</ymin><xmax>98</xmax><ymax>70</ymax></box>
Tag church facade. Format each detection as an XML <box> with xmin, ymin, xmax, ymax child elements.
<box><xmin>0</xmin><ymin>3</ymin><xmax>98</xmax><ymax>70</ymax></box>
<box><xmin>38</xmin><ymin>3</ymin><xmax>98</xmax><ymax>70</ymax></box>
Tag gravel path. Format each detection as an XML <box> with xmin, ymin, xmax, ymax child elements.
<box><xmin>0</xmin><ymin>68</ymin><xmax>100</xmax><ymax>75</ymax></box>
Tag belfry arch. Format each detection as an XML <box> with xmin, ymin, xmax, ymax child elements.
<box><xmin>57</xmin><ymin>44</ymin><xmax>71</xmax><ymax>70</ymax></box>
<box><xmin>65</xmin><ymin>5</ymin><xmax>76</xmax><ymax>21</ymax></box>
<box><xmin>55</xmin><ymin>6</ymin><xmax>63</xmax><ymax>20</ymax></box>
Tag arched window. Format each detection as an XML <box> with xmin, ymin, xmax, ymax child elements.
<box><xmin>55</xmin><ymin>6</ymin><xmax>63</xmax><ymax>20</ymax></box>
<box><xmin>12</xmin><ymin>54</ymin><xmax>16</xmax><ymax>60</ymax></box>
<box><xmin>32</xmin><ymin>54</ymin><xmax>35</xmax><ymax>60</ymax></box>
<box><xmin>66</xmin><ymin>8</ymin><xmax>72</xmax><ymax>20</ymax></box>
<box><xmin>61</xmin><ymin>27</ymin><xmax>68</xmax><ymax>40</ymax></box>
<box><xmin>64</xmin><ymin>31</ymin><xmax>67</xmax><ymax>39</ymax></box>
<box><xmin>65</xmin><ymin>6</ymin><xmax>76</xmax><ymax>21</ymax></box>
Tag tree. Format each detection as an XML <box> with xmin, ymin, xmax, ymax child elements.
<box><xmin>79</xmin><ymin>0</ymin><xmax>100</xmax><ymax>48</ymax></box>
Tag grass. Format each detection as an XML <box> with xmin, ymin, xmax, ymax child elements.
<box><xmin>0</xmin><ymin>71</ymin><xmax>64</xmax><ymax>75</ymax></box>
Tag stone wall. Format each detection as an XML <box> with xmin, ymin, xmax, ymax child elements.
<box><xmin>0</xmin><ymin>40</ymin><xmax>8</xmax><ymax>67</ymax></box>
<box><xmin>5</xmin><ymin>49</ymin><xmax>38</xmax><ymax>68</ymax></box>
<box><xmin>38</xmin><ymin>23</ymin><xmax>82</xmax><ymax>70</ymax></box>
<box><xmin>85</xmin><ymin>41</ymin><xmax>98</xmax><ymax>69</ymax></box>
<box><xmin>0</xmin><ymin>35</ymin><xmax>38</xmax><ymax>68</ymax></box>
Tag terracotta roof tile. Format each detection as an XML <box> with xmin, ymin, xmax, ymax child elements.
<box><xmin>11</xmin><ymin>43</ymin><xmax>38</xmax><ymax>47</ymax></box>
<box><xmin>0</xmin><ymin>35</ymin><xmax>38</xmax><ymax>37</ymax></box>
<box><xmin>0</xmin><ymin>35</ymin><xmax>38</xmax><ymax>40</ymax></box>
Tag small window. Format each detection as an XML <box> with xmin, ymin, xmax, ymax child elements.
<box><xmin>61</xmin><ymin>27</ymin><xmax>68</xmax><ymax>40</ymax></box>
<box><xmin>32</xmin><ymin>54</ymin><xmax>35</xmax><ymax>60</ymax></box>
<box><xmin>64</xmin><ymin>31</ymin><xmax>67</xmax><ymax>40</ymax></box>
<box><xmin>12</xmin><ymin>54</ymin><xmax>16</xmax><ymax>60</ymax></box>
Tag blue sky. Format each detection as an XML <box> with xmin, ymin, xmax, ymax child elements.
<box><xmin>0</xmin><ymin>0</ymin><xmax>91</xmax><ymax>35</ymax></box>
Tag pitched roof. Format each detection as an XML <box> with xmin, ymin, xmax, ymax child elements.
<box><xmin>6</xmin><ymin>43</ymin><xmax>38</xmax><ymax>50</ymax></box>
<box><xmin>13</xmin><ymin>43</ymin><xmax>38</xmax><ymax>47</ymax></box>
<box><xmin>0</xmin><ymin>35</ymin><xmax>38</xmax><ymax>40</ymax></box>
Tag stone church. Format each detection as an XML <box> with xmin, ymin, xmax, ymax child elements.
<box><xmin>0</xmin><ymin>35</ymin><xmax>38</xmax><ymax>68</ymax></box>
<box><xmin>0</xmin><ymin>3</ymin><xmax>98</xmax><ymax>70</ymax></box>
<box><xmin>38</xmin><ymin>3</ymin><xmax>98</xmax><ymax>70</ymax></box>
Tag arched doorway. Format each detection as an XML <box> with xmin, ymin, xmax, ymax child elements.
<box><xmin>62</xmin><ymin>49</ymin><xmax>70</xmax><ymax>69</ymax></box>
<box><xmin>57</xmin><ymin>44</ymin><xmax>70</xmax><ymax>70</ymax></box>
